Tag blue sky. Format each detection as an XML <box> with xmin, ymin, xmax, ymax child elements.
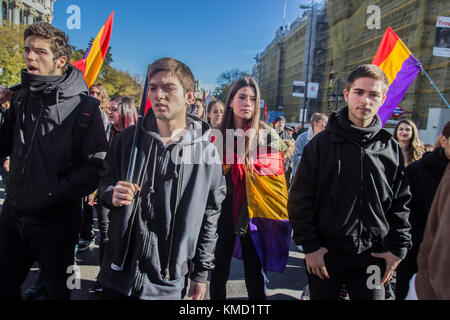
<box><xmin>52</xmin><ymin>0</ymin><xmax>316</xmax><ymax>90</ymax></box>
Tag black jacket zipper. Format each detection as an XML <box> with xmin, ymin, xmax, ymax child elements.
<box><xmin>163</xmin><ymin>161</ymin><xmax>184</xmax><ymax>281</ymax></box>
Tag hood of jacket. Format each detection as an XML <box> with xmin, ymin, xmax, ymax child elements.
<box><xmin>19</xmin><ymin>65</ymin><xmax>90</xmax><ymax>125</ymax></box>
<box><xmin>21</xmin><ymin>64</ymin><xmax>88</xmax><ymax>98</ymax></box>
<box><xmin>141</xmin><ymin>107</ymin><xmax>211</xmax><ymax>147</ymax></box>
<box><xmin>326</xmin><ymin>106</ymin><xmax>382</xmax><ymax>145</ymax></box>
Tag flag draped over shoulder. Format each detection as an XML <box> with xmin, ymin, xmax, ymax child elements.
<box><xmin>244</xmin><ymin>162</ymin><xmax>291</xmax><ymax>273</ymax></box>
<box><xmin>372</xmin><ymin>27</ymin><xmax>421</xmax><ymax>126</ymax></box>
<box><xmin>230</xmin><ymin>126</ymin><xmax>292</xmax><ymax>273</ymax></box>
<box><xmin>71</xmin><ymin>11</ymin><xmax>115</xmax><ymax>87</ymax></box>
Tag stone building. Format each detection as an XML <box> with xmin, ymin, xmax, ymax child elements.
<box><xmin>258</xmin><ymin>2</ymin><xmax>327</xmax><ymax>124</ymax></box>
<box><xmin>1</xmin><ymin>0</ymin><xmax>55</xmax><ymax>25</ymax></box>
<box><xmin>257</xmin><ymin>0</ymin><xmax>450</xmax><ymax>129</ymax></box>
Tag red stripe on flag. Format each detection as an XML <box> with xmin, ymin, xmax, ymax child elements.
<box><xmin>144</xmin><ymin>91</ymin><xmax>152</xmax><ymax>114</ymax></box>
<box><xmin>372</xmin><ymin>26</ymin><xmax>400</xmax><ymax>66</ymax></box>
<box><xmin>99</xmin><ymin>11</ymin><xmax>114</xmax><ymax>59</ymax></box>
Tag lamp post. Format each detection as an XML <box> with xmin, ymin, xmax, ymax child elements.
<box><xmin>299</xmin><ymin>0</ymin><xmax>315</xmax><ymax>127</ymax></box>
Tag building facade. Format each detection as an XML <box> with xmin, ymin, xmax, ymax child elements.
<box><xmin>1</xmin><ymin>0</ymin><xmax>55</xmax><ymax>25</ymax></box>
<box><xmin>258</xmin><ymin>0</ymin><xmax>450</xmax><ymax>129</ymax></box>
<box><xmin>258</xmin><ymin>2</ymin><xmax>327</xmax><ymax>124</ymax></box>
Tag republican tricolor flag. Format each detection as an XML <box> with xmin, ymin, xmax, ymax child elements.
<box><xmin>372</xmin><ymin>27</ymin><xmax>422</xmax><ymax>126</ymax></box>
<box><xmin>72</xmin><ymin>11</ymin><xmax>115</xmax><ymax>88</ymax></box>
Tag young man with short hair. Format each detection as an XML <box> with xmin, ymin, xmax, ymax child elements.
<box><xmin>288</xmin><ymin>64</ymin><xmax>412</xmax><ymax>300</ymax></box>
<box><xmin>97</xmin><ymin>57</ymin><xmax>226</xmax><ymax>300</ymax></box>
<box><xmin>0</xmin><ymin>22</ymin><xmax>108</xmax><ymax>299</ymax></box>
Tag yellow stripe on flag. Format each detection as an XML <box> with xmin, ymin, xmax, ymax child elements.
<box><xmin>379</xmin><ymin>39</ymin><xmax>412</xmax><ymax>85</ymax></box>
<box><xmin>245</xmin><ymin>166</ymin><xmax>289</xmax><ymax>221</ymax></box>
<box><xmin>85</xmin><ymin>26</ymin><xmax>105</xmax><ymax>87</ymax></box>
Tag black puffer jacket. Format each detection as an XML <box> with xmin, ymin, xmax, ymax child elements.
<box><xmin>406</xmin><ymin>148</ymin><xmax>448</xmax><ymax>247</ymax></box>
<box><xmin>288</xmin><ymin>107</ymin><xmax>412</xmax><ymax>259</ymax></box>
<box><xmin>0</xmin><ymin>66</ymin><xmax>108</xmax><ymax>222</ymax></box>
<box><xmin>98</xmin><ymin>109</ymin><xmax>226</xmax><ymax>299</ymax></box>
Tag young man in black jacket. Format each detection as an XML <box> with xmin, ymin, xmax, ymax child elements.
<box><xmin>97</xmin><ymin>57</ymin><xmax>226</xmax><ymax>300</ymax></box>
<box><xmin>0</xmin><ymin>23</ymin><xmax>108</xmax><ymax>300</ymax></box>
<box><xmin>288</xmin><ymin>64</ymin><xmax>412</xmax><ymax>300</ymax></box>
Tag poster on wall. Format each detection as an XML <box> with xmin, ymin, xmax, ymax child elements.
<box><xmin>433</xmin><ymin>16</ymin><xmax>450</xmax><ymax>58</ymax></box>
<box><xmin>292</xmin><ymin>81</ymin><xmax>305</xmax><ymax>97</ymax></box>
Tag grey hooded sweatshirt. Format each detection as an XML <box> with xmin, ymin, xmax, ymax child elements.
<box><xmin>98</xmin><ymin>108</ymin><xmax>226</xmax><ymax>299</ymax></box>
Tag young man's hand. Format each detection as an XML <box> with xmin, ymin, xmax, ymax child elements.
<box><xmin>371</xmin><ymin>251</ymin><xmax>402</xmax><ymax>285</ymax></box>
<box><xmin>187</xmin><ymin>280</ymin><xmax>206</xmax><ymax>300</ymax></box>
<box><xmin>2</xmin><ymin>159</ymin><xmax>9</xmax><ymax>173</ymax></box>
<box><xmin>0</xmin><ymin>86</ymin><xmax>12</xmax><ymax>105</ymax></box>
<box><xmin>305</xmin><ymin>247</ymin><xmax>330</xmax><ymax>280</ymax></box>
<box><xmin>112</xmin><ymin>181</ymin><xmax>141</xmax><ymax>207</ymax></box>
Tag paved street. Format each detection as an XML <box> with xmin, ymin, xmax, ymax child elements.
<box><xmin>0</xmin><ymin>175</ymin><xmax>308</xmax><ymax>300</ymax></box>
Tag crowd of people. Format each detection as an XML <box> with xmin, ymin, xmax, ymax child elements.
<box><xmin>0</xmin><ymin>22</ymin><xmax>449</xmax><ymax>301</ymax></box>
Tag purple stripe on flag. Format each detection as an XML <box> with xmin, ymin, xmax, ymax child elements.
<box><xmin>233</xmin><ymin>218</ymin><xmax>292</xmax><ymax>273</ymax></box>
<box><xmin>378</xmin><ymin>55</ymin><xmax>421</xmax><ymax>126</ymax></box>
<box><xmin>83</xmin><ymin>45</ymin><xmax>92</xmax><ymax>60</ymax></box>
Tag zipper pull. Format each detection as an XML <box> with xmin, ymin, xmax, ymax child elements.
<box><xmin>163</xmin><ymin>268</ymin><xmax>170</xmax><ymax>281</ymax></box>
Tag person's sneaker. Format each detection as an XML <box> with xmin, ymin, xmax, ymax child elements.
<box><xmin>77</xmin><ymin>238</ymin><xmax>94</xmax><ymax>252</ymax></box>
<box><xmin>24</xmin><ymin>277</ymin><xmax>45</xmax><ymax>300</ymax></box>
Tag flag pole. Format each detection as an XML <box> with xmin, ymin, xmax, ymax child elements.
<box><xmin>126</xmin><ymin>64</ymin><xmax>150</xmax><ymax>182</ymax></box>
<box><xmin>420</xmin><ymin>64</ymin><xmax>450</xmax><ymax>109</ymax></box>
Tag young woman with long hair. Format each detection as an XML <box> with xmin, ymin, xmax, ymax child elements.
<box><xmin>394</xmin><ymin>118</ymin><xmax>425</xmax><ymax>166</ymax></box>
<box><xmin>209</xmin><ymin>76</ymin><xmax>293</xmax><ymax>300</ymax></box>
<box><xmin>107</xmin><ymin>96</ymin><xmax>138</xmax><ymax>142</ymax></box>
<box><xmin>206</xmin><ymin>99</ymin><xmax>225</xmax><ymax>128</ymax></box>
<box><xmin>89</xmin><ymin>83</ymin><xmax>110</xmax><ymax>114</ymax></box>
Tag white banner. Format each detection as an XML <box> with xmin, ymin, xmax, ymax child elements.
<box><xmin>307</xmin><ymin>82</ymin><xmax>319</xmax><ymax>99</ymax></box>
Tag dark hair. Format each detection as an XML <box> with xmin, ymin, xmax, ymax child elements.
<box><xmin>149</xmin><ymin>57</ymin><xmax>195</xmax><ymax>93</ymax></box>
<box><xmin>219</xmin><ymin>76</ymin><xmax>262</xmax><ymax>163</ymax></box>
<box><xmin>220</xmin><ymin>76</ymin><xmax>261</xmax><ymax>133</ymax></box>
<box><xmin>207</xmin><ymin>99</ymin><xmax>224</xmax><ymax>113</ymax></box>
<box><xmin>24</xmin><ymin>22</ymin><xmax>72</xmax><ymax>72</ymax></box>
<box><xmin>346</xmin><ymin>64</ymin><xmax>389</xmax><ymax>95</ymax></box>
<box><xmin>194</xmin><ymin>98</ymin><xmax>207</xmax><ymax>120</ymax></box>
<box><xmin>441</xmin><ymin>121</ymin><xmax>450</xmax><ymax>139</ymax></box>
<box><xmin>273</xmin><ymin>116</ymin><xmax>286</xmax><ymax>127</ymax></box>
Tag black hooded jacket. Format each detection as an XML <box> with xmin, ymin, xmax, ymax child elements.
<box><xmin>0</xmin><ymin>66</ymin><xmax>108</xmax><ymax>222</ymax></box>
<box><xmin>98</xmin><ymin>109</ymin><xmax>226</xmax><ymax>299</ymax></box>
<box><xmin>406</xmin><ymin>148</ymin><xmax>449</xmax><ymax>247</ymax></box>
<box><xmin>288</xmin><ymin>107</ymin><xmax>412</xmax><ymax>258</ymax></box>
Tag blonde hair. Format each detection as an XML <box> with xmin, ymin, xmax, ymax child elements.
<box><xmin>89</xmin><ymin>83</ymin><xmax>110</xmax><ymax>114</ymax></box>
